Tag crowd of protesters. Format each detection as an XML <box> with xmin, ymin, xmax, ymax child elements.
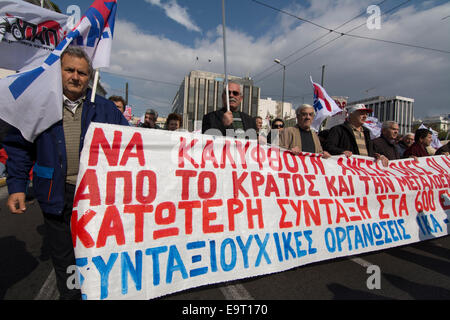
<box><xmin>105</xmin><ymin>80</ymin><xmax>449</xmax><ymax>163</ymax></box>
<box><xmin>0</xmin><ymin>49</ymin><xmax>448</xmax><ymax>300</ymax></box>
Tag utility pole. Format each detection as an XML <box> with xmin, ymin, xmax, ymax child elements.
<box><xmin>125</xmin><ymin>82</ymin><xmax>129</xmax><ymax>105</ymax></box>
<box><xmin>321</xmin><ymin>65</ymin><xmax>325</xmax><ymax>87</ymax></box>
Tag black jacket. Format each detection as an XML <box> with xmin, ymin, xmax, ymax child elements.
<box><xmin>202</xmin><ymin>108</ymin><xmax>256</xmax><ymax>137</ymax></box>
<box><xmin>324</xmin><ymin>121</ymin><xmax>375</xmax><ymax>157</ymax></box>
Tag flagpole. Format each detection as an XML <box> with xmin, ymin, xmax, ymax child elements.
<box><xmin>221</xmin><ymin>0</ymin><xmax>230</xmax><ymax>112</ymax></box>
<box><xmin>91</xmin><ymin>69</ymin><xmax>99</xmax><ymax>103</ymax></box>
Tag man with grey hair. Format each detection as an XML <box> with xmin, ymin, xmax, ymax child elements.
<box><xmin>396</xmin><ymin>132</ymin><xmax>414</xmax><ymax>158</ymax></box>
<box><xmin>280</xmin><ymin>104</ymin><xmax>330</xmax><ymax>158</ymax></box>
<box><xmin>202</xmin><ymin>81</ymin><xmax>256</xmax><ymax>138</ymax></box>
<box><xmin>3</xmin><ymin>46</ymin><xmax>129</xmax><ymax>299</ymax></box>
<box><xmin>372</xmin><ymin>120</ymin><xmax>400</xmax><ymax>160</ymax></box>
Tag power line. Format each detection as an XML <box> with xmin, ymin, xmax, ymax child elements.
<box><xmin>251</xmin><ymin>0</ymin><xmax>449</xmax><ymax>83</ymax></box>
<box><xmin>252</xmin><ymin>0</ymin><xmax>450</xmax><ymax>54</ymax></box>
<box><xmin>251</xmin><ymin>0</ymin><xmax>389</xmax><ymax>81</ymax></box>
<box><xmin>102</xmin><ymin>71</ymin><xmax>180</xmax><ymax>87</ymax></box>
<box><xmin>254</xmin><ymin>0</ymin><xmax>435</xmax><ymax>84</ymax></box>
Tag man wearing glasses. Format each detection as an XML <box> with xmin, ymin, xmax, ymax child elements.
<box><xmin>280</xmin><ymin>104</ymin><xmax>330</xmax><ymax>158</ymax></box>
<box><xmin>202</xmin><ymin>81</ymin><xmax>256</xmax><ymax>138</ymax></box>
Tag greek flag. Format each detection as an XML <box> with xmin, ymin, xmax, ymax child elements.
<box><xmin>310</xmin><ymin>76</ymin><xmax>341</xmax><ymax>132</ymax></box>
<box><xmin>0</xmin><ymin>0</ymin><xmax>117</xmax><ymax>142</ymax></box>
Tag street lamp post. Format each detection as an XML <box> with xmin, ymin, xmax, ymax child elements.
<box><xmin>274</xmin><ymin>59</ymin><xmax>286</xmax><ymax>111</ymax></box>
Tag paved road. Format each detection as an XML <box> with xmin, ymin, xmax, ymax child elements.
<box><xmin>1</xmin><ymin>184</ymin><xmax>449</xmax><ymax>300</ymax></box>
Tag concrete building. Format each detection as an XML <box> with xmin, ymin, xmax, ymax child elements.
<box><xmin>258</xmin><ymin>97</ymin><xmax>295</xmax><ymax>120</ymax></box>
<box><xmin>171</xmin><ymin>70</ymin><xmax>260</xmax><ymax>131</ymax></box>
<box><xmin>420</xmin><ymin>115</ymin><xmax>449</xmax><ymax>133</ymax></box>
<box><xmin>348</xmin><ymin>96</ymin><xmax>414</xmax><ymax>135</ymax></box>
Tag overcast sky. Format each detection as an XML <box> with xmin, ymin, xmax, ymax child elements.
<box><xmin>55</xmin><ymin>0</ymin><xmax>450</xmax><ymax>119</ymax></box>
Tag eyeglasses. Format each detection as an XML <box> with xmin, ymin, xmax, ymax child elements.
<box><xmin>227</xmin><ymin>90</ymin><xmax>240</xmax><ymax>97</ymax></box>
<box><xmin>273</xmin><ymin>124</ymin><xmax>284</xmax><ymax>129</ymax></box>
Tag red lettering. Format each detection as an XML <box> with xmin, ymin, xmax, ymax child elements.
<box><xmin>153</xmin><ymin>202</ymin><xmax>179</xmax><ymax>239</ymax></box>
<box><xmin>178</xmin><ymin>201</ymin><xmax>201</xmax><ymax>235</ymax></box>
<box><xmin>246</xmin><ymin>199</ymin><xmax>264</xmax><ymax>229</ymax></box>
<box><xmin>305</xmin><ymin>175</ymin><xmax>320</xmax><ymax>196</ymax></box>
<box><xmin>123</xmin><ymin>204</ymin><xmax>154</xmax><ymax>242</ymax></box>
<box><xmin>201</xmin><ymin>140</ymin><xmax>219</xmax><ymax>168</ymax></box>
<box><xmin>303</xmin><ymin>200</ymin><xmax>321</xmax><ymax>227</ymax></box>
<box><xmin>277</xmin><ymin>199</ymin><xmax>292</xmax><ymax>229</ymax></box>
<box><xmin>232</xmin><ymin>171</ymin><xmax>249</xmax><ymax>198</ymax></box>
<box><xmin>178</xmin><ymin>137</ymin><xmax>199</xmax><ymax>168</ymax></box>
<box><xmin>356</xmin><ymin>197</ymin><xmax>371</xmax><ymax>219</ymax></box>
<box><xmin>268</xmin><ymin>147</ymin><xmax>282</xmax><ymax>171</ymax></box>
<box><xmin>73</xmin><ymin>169</ymin><xmax>101</xmax><ymax>208</ymax></box>
<box><xmin>264</xmin><ymin>173</ymin><xmax>280</xmax><ymax>197</ymax></box>
<box><xmin>319</xmin><ymin>198</ymin><xmax>334</xmax><ymax>224</ymax></box>
<box><xmin>119</xmin><ymin>132</ymin><xmax>145</xmax><ymax>166</ymax></box>
<box><xmin>202</xmin><ymin>199</ymin><xmax>224</xmax><ymax>233</ymax></box>
<box><xmin>283</xmin><ymin>151</ymin><xmax>298</xmax><ymax>173</ymax></box>
<box><xmin>251</xmin><ymin>144</ymin><xmax>266</xmax><ymax>170</ymax></box>
<box><xmin>377</xmin><ymin>195</ymin><xmax>390</xmax><ymax>219</ymax></box>
<box><xmin>198</xmin><ymin>171</ymin><xmax>217</xmax><ymax>199</ymax></box>
<box><xmin>335</xmin><ymin>199</ymin><xmax>350</xmax><ymax>223</ymax></box>
<box><xmin>136</xmin><ymin>170</ymin><xmax>157</xmax><ymax>204</ymax></box>
<box><xmin>310</xmin><ymin>156</ymin><xmax>325</xmax><ymax>175</ymax></box>
<box><xmin>325</xmin><ymin>176</ymin><xmax>338</xmax><ymax>196</ymax></box>
<box><xmin>227</xmin><ymin>198</ymin><xmax>244</xmax><ymax>231</ymax></box>
<box><xmin>96</xmin><ymin>205</ymin><xmax>125</xmax><ymax>248</ymax></box>
<box><xmin>106</xmin><ymin>171</ymin><xmax>132</xmax><ymax>205</ymax></box>
<box><xmin>250</xmin><ymin>171</ymin><xmax>264</xmax><ymax>197</ymax></box>
<box><xmin>278</xmin><ymin>173</ymin><xmax>291</xmax><ymax>197</ymax></box>
<box><xmin>234</xmin><ymin>140</ymin><xmax>250</xmax><ymax>169</ymax></box>
<box><xmin>292</xmin><ymin>174</ymin><xmax>305</xmax><ymax>196</ymax></box>
<box><xmin>220</xmin><ymin>140</ymin><xmax>237</xmax><ymax>169</ymax></box>
<box><xmin>88</xmin><ymin>128</ymin><xmax>121</xmax><ymax>166</ymax></box>
<box><xmin>71</xmin><ymin>209</ymin><xmax>96</xmax><ymax>248</ymax></box>
<box><xmin>289</xmin><ymin>200</ymin><xmax>302</xmax><ymax>226</ymax></box>
<box><xmin>338</xmin><ymin>176</ymin><xmax>352</xmax><ymax>196</ymax></box>
<box><xmin>175</xmin><ymin>169</ymin><xmax>197</xmax><ymax>200</ymax></box>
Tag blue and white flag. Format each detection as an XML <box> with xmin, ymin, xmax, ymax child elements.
<box><xmin>0</xmin><ymin>0</ymin><xmax>117</xmax><ymax>142</ymax></box>
<box><xmin>310</xmin><ymin>76</ymin><xmax>341</xmax><ymax>132</ymax></box>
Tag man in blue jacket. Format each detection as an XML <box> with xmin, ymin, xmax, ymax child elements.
<box><xmin>3</xmin><ymin>47</ymin><xmax>129</xmax><ymax>299</ymax></box>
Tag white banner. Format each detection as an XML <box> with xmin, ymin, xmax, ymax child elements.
<box><xmin>72</xmin><ymin>123</ymin><xmax>450</xmax><ymax>300</ymax></box>
<box><xmin>0</xmin><ymin>0</ymin><xmax>70</xmax><ymax>71</ymax></box>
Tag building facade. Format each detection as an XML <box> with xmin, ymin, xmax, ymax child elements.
<box><xmin>348</xmin><ymin>96</ymin><xmax>414</xmax><ymax>135</ymax></box>
<box><xmin>258</xmin><ymin>97</ymin><xmax>295</xmax><ymax>120</ymax></box>
<box><xmin>420</xmin><ymin>115</ymin><xmax>449</xmax><ymax>133</ymax></box>
<box><xmin>171</xmin><ymin>70</ymin><xmax>260</xmax><ymax>131</ymax></box>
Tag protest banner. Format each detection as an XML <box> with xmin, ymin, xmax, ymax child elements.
<box><xmin>72</xmin><ymin>123</ymin><xmax>450</xmax><ymax>300</ymax></box>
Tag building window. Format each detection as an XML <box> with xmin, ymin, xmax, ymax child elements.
<box><xmin>197</xmin><ymin>79</ymin><xmax>205</xmax><ymax>120</ymax></box>
<box><xmin>242</xmin><ymin>85</ymin><xmax>250</xmax><ymax>114</ymax></box>
<box><xmin>251</xmin><ymin>87</ymin><xmax>259</xmax><ymax>117</ymax></box>
<box><xmin>207</xmin><ymin>81</ymin><xmax>215</xmax><ymax>113</ymax></box>
<box><xmin>216</xmin><ymin>81</ymin><xmax>224</xmax><ymax>110</ymax></box>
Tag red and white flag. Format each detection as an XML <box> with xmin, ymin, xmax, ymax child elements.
<box><xmin>310</xmin><ymin>76</ymin><xmax>341</xmax><ymax>131</ymax></box>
